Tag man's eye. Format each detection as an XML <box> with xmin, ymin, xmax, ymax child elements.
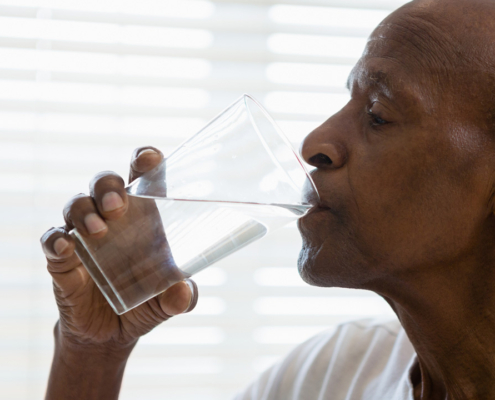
<box><xmin>367</xmin><ymin>110</ymin><xmax>389</xmax><ymax>127</ymax></box>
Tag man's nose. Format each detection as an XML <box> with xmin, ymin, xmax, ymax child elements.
<box><xmin>300</xmin><ymin>125</ymin><xmax>347</xmax><ymax>169</ymax></box>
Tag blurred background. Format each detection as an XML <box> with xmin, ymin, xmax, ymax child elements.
<box><xmin>0</xmin><ymin>0</ymin><xmax>410</xmax><ymax>399</ymax></box>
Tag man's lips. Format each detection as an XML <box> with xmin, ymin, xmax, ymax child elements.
<box><xmin>298</xmin><ymin>204</ymin><xmax>332</xmax><ymax>232</ymax></box>
<box><xmin>304</xmin><ymin>203</ymin><xmax>331</xmax><ymax>217</ymax></box>
<box><xmin>301</xmin><ymin>187</ymin><xmax>331</xmax><ymax>216</ymax></box>
<box><xmin>301</xmin><ymin>171</ymin><xmax>333</xmax><ymax>216</ymax></box>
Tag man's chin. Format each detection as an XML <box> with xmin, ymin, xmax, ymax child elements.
<box><xmin>297</xmin><ymin>242</ymin><xmax>367</xmax><ymax>289</ymax></box>
<box><xmin>297</xmin><ymin>245</ymin><xmax>330</xmax><ymax>287</ymax></box>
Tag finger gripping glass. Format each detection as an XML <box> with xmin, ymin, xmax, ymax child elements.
<box><xmin>71</xmin><ymin>94</ymin><xmax>319</xmax><ymax>315</ymax></box>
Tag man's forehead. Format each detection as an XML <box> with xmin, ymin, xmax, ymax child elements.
<box><xmin>346</xmin><ymin>60</ymin><xmax>429</xmax><ymax>106</ymax></box>
<box><xmin>345</xmin><ymin>10</ymin><xmax>450</xmax><ymax>108</ymax></box>
<box><xmin>345</xmin><ymin>0</ymin><xmax>495</xmax><ymax>125</ymax></box>
<box><xmin>362</xmin><ymin>4</ymin><xmax>462</xmax><ymax>82</ymax></box>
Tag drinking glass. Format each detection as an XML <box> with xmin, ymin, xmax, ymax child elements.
<box><xmin>70</xmin><ymin>94</ymin><xmax>319</xmax><ymax>314</ymax></box>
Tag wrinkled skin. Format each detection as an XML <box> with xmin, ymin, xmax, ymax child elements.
<box><xmin>41</xmin><ymin>148</ymin><xmax>199</xmax><ymax>399</ymax></box>
<box><xmin>298</xmin><ymin>0</ymin><xmax>495</xmax><ymax>399</ymax></box>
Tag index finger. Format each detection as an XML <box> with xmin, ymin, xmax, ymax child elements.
<box><xmin>129</xmin><ymin>146</ymin><xmax>164</xmax><ymax>183</ymax></box>
<box><xmin>40</xmin><ymin>227</ymin><xmax>79</xmax><ymax>274</ymax></box>
<box><xmin>40</xmin><ymin>226</ymin><xmax>91</xmax><ymax>296</ymax></box>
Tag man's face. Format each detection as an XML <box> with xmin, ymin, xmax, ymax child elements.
<box><xmin>297</xmin><ymin>4</ymin><xmax>495</xmax><ymax>290</ymax></box>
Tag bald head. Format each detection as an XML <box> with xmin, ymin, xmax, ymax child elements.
<box><xmin>367</xmin><ymin>0</ymin><xmax>495</xmax><ymax>130</ymax></box>
<box><xmin>387</xmin><ymin>0</ymin><xmax>495</xmax><ymax>62</ymax></box>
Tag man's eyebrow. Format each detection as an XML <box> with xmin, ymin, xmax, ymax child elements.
<box><xmin>367</xmin><ymin>71</ymin><xmax>396</xmax><ymax>89</ymax></box>
<box><xmin>346</xmin><ymin>69</ymin><xmax>402</xmax><ymax>97</ymax></box>
<box><xmin>346</xmin><ymin>67</ymin><xmax>432</xmax><ymax>111</ymax></box>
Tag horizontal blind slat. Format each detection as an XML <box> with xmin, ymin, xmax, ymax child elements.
<box><xmin>0</xmin><ymin>2</ymin><xmax>404</xmax><ymax>399</ymax></box>
<box><xmin>0</xmin><ymin>6</ymin><xmax>376</xmax><ymax>37</ymax></box>
<box><xmin>0</xmin><ymin>37</ymin><xmax>360</xmax><ymax>64</ymax></box>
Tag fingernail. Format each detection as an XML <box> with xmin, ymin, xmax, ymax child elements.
<box><xmin>84</xmin><ymin>213</ymin><xmax>107</xmax><ymax>235</ymax></box>
<box><xmin>54</xmin><ymin>238</ymin><xmax>69</xmax><ymax>256</ymax></box>
<box><xmin>102</xmin><ymin>192</ymin><xmax>124</xmax><ymax>212</ymax></box>
<box><xmin>138</xmin><ymin>149</ymin><xmax>158</xmax><ymax>157</ymax></box>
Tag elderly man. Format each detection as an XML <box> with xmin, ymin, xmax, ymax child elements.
<box><xmin>40</xmin><ymin>0</ymin><xmax>495</xmax><ymax>399</ymax></box>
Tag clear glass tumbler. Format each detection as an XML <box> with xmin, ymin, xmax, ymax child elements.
<box><xmin>70</xmin><ymin>94</ymin><xmax>319</xmax><ymax>314</ymax></box>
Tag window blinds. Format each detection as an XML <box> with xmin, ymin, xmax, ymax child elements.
<box><xmin>0</xmin><ymin>1</ymin><xmax>408</xmax><ymax>399</ymax></box>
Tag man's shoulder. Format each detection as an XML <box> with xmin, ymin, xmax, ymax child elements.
<box><xmin>289</xmin><ymin>316</ymin><xmax>406</xmax><ymax>364</ymax></box>
<box><xmin>234</xmin><ymin>318</ymin><xmax>415</xmax><ymax>400</ymax></box>
<box><xmin>326</xmin><ymin>316</ymin><xmax>402</xmax><ymax>336</ymax></box>
<box><xmin>330</xmin><ymin>316</ymin><xmax>404</xmax><ymax>342</ymax></box>
<box><xmin>294</xmin><ymin>316</ymin><xmax>404</xmax><ymax>358</ymax></box>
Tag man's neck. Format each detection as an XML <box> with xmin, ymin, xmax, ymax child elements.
<box><xmin>377</xmin><ymin>258</ymin><xmax>495</xmax><ymax>400</ymax></box>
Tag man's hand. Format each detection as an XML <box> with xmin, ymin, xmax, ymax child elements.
<box><xmin>41</xmin><ymin>147</ymin><xmax>198</xmax><ymax>400</ymax></box>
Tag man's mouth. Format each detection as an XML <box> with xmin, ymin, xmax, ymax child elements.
<box><xmin>301</xmin><ymin>172</ymin><xmax>333</xmax><ymax>216</ymax></box>
<box><xmin>314</xmin><ymin>204</ymin><xmax>331</xmax><ymax>212</ymax></box>
<box><xmin>304</xmin><ymin>203</ymin><xmax>331</xmax><ymax>217</ymax></box>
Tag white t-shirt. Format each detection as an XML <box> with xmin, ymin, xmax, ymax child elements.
<box><xmin>235</xmin><ymin>318</ymin><xmax>417</xmax><ymax>400</ymax></box>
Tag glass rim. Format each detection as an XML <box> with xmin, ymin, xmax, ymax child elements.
<box><xmin>127</xmin><ymin>93</ymin><xmax>320</xmax><ymax>205</ymax></box>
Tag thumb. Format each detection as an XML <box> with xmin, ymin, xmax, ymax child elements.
<box><xmin>158</xmin><ymin>279</ymin><xmax>199</xmax><ymax>316</ymax></box>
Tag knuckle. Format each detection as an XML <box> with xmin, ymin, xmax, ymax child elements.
<box><xmin>67</xmin><ymin>194</ymin><xmax>91</xmax><ymax>211</ymax></box>
<box><xmin>90</xmin><ymin>171</ymin><xmax>125</xmax><ymax>196</ymax></box>
<box><xmin>92</xmin><ymin>170</ymin><xmax>121</xmax><ymax>183</ymax></box>
<box><xmin>64</xmin><ymin>193</ymin><xmax>87</xmax><ymax>209</ymax></box>
<box><xmin>63</xmin><ymin>195</ymin><xmax>94</xmax><ymax>222</ymax></box>
<box><xmin>40</xmin><ymin>227</ymin><xmax>66</xmax><ymax>255</ymax></box>
<box><xmin>40</xmin><ymin>226</ymin><xmax>57</xmax><ymax>244</ymax></box>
